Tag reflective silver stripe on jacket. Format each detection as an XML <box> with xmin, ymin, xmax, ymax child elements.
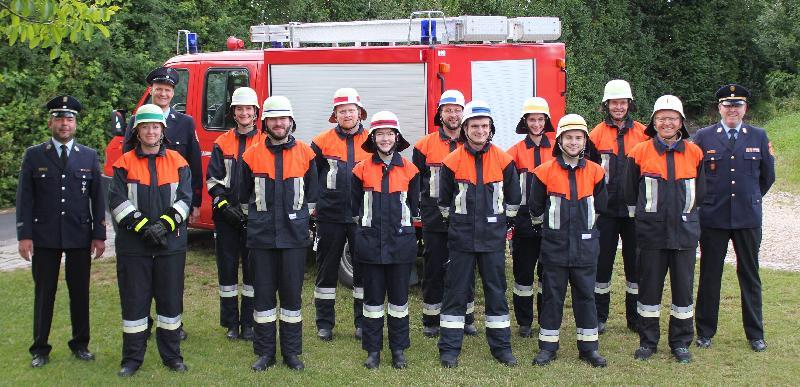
<box><xmin>223</xmin><ymin>158</ymin><xmax>233</xmax><ymax>188</ymax></box>
<box><xmin>173</xmin><ymin>200</ymin><xmax>190</xmax><ymax>220</ymax></box>
<box><xmin>326</xmin><ymin>159</ymin><xmax>338</xmax><ymax>189</ymax></box>
<box><xmin>429</xmin><ymin>166</ymin><xmax>440</xmax><ymax>198</ymax></box>
<box><xmin>454</xmin><ymin>182</ymin><xmax>469</xmax><ymax>214</ymax></box>
<box><xmin>492</xmin><ymin>181</ymin><xmax>504</xmax><ymax>214</ymax></box>
<box><xmin>519</xmin><ymin>173</ymin><xmax>527</xmax><ymax>204</ymax></box>
<box><xmin>600</xmin><ymin>154</ymin><xmax>611</xmax><ymax>183</ymax></box>
<box><xmin>400</xmin><ymin>191</ymin><xmax>411</xmax><ymax>226</ymax></box>
<box><xmin>293</xmin><ymin>177</ymin><xmax>305</xmax><ymax>210</ymax></box>
<box><xmin>683</xmin><ymin>178</ymin><xmax>695</xmax><ymax>213</ymax></box>
<box><xmin>127</xmin><ymin>183</ymin><xmax>138</xmax><ymax>208</ymax></box>
<box><xmin>548</xmin><ymin>196</ymin><xmax>561</xmax><ymax>229</ymax></box>
<box><xmin>586</xmin><ymin>195</ymin><xmax>596</xmax><ymax>229</ymax></box>
<box><xmin>112</xmin><ymin>200</ymin><xmax>136</xmax><ymax>223</ymax></box>
<box><xmin>254</xmin><ymin>177</ymin><xmax>267</xmax><ymax>211</ymax></box>
<box><xmin>361</xmin><ymin>191</ymin><xmax>373</xmax><ymax>227</ymax></box>
<box><xmin>169</xmin><ymin>182</ymin><xmax>178</xmax><ymax>207</ymax></box>
<box><xmin>644</xmin><ymin>177</ymin><xmax>659</xmax><ymax>213</ymax></box>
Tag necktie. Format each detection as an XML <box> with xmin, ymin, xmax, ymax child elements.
<box><xmin>60</xmin><ymin>144</ymin><xmax>68</xmax><ymax>168</ymax></box>
<box><xmin>728</xmin><ymin>129</ymin><xmax>736</xmax><ymax>147</ymax></box>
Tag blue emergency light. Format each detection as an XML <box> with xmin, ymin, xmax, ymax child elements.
<box><xmin>421</xmin><ymin>19</ymin><xmax>437</xmax><ymax>45</ymax></box>
<box><xmin>188</xmin><ymin>32</ymin><xmax>199</xmax><ymax>54</ymax></box>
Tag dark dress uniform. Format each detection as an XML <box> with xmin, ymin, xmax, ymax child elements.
<box><xmin>352</xmin><ymin>152</ymin><xmax>420</xmax><ymax>358</ymax></box>
<box><xmin>437</xmin><ymin>142</ymin><xmax>521</xmax><ymax>364</ymax></box>
<box><xmin>506</xmin><ymin>132</ymin><xmax>555</xmax><ymax>331</ymax></box>
<box><xmin>412</xmin><ymin>129</ymin><xmax>475</xmax><ymax>331</ymax></box>
<box><xmin>589</xmin><ymin>117</ymin><xmax>649</xmax><ymax>330</ymax></box>
<box><xmin>310</xmin><ymin>125</ymin><xmax>369</xmax><ymax>333</ymax></box>
<box><xmin>694</xmin><ymin>119</ymin><xmax>775</xmax><ymax>344</ymax></box>
<box><xmin>17</xmin><ymin>132</ymin><xmax>106</xmax><ymax>358</ymax></box>
<box><xmin>625</xmin><ymin>135</ymin><xmax>705</xmax><ymax>353</ymax></box>
<box><xmin>530</xmin><ymin>154</ymin><xmax>607</xmax><ymax>355</ymax></box>
<box><xmin>206</xmin><ymin>127</ymin><xmax>264</xmax><ymax>336</ymax></box>
<box><xmin>239</xmin><ymin>135</ymin><xmax>318</xmax><ymax>362</ymax></box>
<box><xmin>109</xmin><ymin>145</ymin><xmax>192</xmax><ymax>370</ymax></box>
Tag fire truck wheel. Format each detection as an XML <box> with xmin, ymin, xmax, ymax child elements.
<box><xmin>338</xmin><ymin>241</ymin><xmax>354</xmax><ymax>288</ymax></box>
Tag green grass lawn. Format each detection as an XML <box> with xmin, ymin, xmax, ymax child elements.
<box><xmin>765</xmin><ymin>111</ymin><xmax>800</xmax><ymax>193</ymax></box>
<box><xmin>2</xmin><ymin>246</ymin><xmax>799</xmax><ymax>385</ymax></box>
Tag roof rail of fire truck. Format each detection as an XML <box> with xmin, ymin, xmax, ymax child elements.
<box><xmin>249</xmin><ymin>11</ymin><xmax>561</xmax><ymax>48</ymax></box>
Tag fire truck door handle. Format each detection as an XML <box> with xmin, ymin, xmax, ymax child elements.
<box><xmin>437</xmin><ymin>73</ymin><xmax>445</xmax><ymax>95</ymax></box>
<box><xmin>560</xmin><ymin>68</ymin><xmax>567</xmax><ymax>97</ymax></box>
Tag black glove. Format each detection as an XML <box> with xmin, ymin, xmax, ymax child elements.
<box><xmin>141</xmin><ymin>222</ymin><xmax>169</xmax><ymax>248</ymax></box>
<box><xmin>222</xmin><ymin>205</ymin><xmax>245</xmax><ymax>228</ymax></box>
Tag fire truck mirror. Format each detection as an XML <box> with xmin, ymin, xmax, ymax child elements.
<box><xmin>108</xmin><ymin>109</ymin><xmax>127</xmax><ymax>138</ymax></box>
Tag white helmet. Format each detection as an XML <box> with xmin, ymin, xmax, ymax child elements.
<box><xmin>363</xmin><ymin>110</ymin><xmax>410</xmax><ymax>153</ymax></box>
<box><xmin>516</xmin><ymin>97</ymin><xmax>555</xmax><ymax>134</ymax></box>
<box><xmin>602</xmin><ymin>79</ymin><xmax>634</xmax><ymax>102</ymax></box>
<box><xmin>438</xmin><ymin>90</ymin><xmax>466</xmax><ymax>108</ymax></box>
<box><xmin>650</xmin><ymin>94</ymin><xmax>685</xmax><ymax>118</ymax></box>
<box><xmin>329</xmin><ymin>87</ymin><xmax>367</xmax><ymax>123</ymax></box>
<box><xmin>555</xmin><ymin>114</ymin><xmax>589</xmax><ymax>139</ymax></box>
<box><xmin>230</xmin><ymin>87</ymin><xmax>259</xmax><ymax>107</ymax></box>
<box><xmin>134</xmin><ymin>103</ymin><xmax>166</xmax><ymax>127</ymax></box>
<box><xmin>261</xmin><ymin>95</ymin><xmax>294</xmax><ymax>119</ymax></box>
<box><xmin>459</xmin><ymin>100</ymin><xmax>495</xmax><ymax>143</ymax></box>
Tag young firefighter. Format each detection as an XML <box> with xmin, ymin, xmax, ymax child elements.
<box><xmin>530</xmin><ymin>114</ymin><xmax>608</xmax><ymax>368</ymax></box>
<box><xmin>206</xmin><ymin>87</ymin><xmax>264</xmax><ymax>341</ymax></box>
<box><xmin>240</xmin><ymin>96</ymin><xmax>318</xmax><ymax>371</ymax></box>
<box><xmin>506</xmin><ymin>97</ymin><xmax>556</xmax><ymax>338</ymax></box>
<box><xmin>437</xmin><ymin>100</ymin><xmax>521</xmax><ymax>368</ymax></box>
<box><xmin>626</xmin><ymin>95</ymin><xmax>705</xmax><ymax>363</ymax></box>
<box><xmin>590</xmin><ymin>80</ymin><xmax>649</xmax><ymax>334</ymax></box>
<box><xmin>310</xmin><ymin>88</ymin><xmax>370</xmax><ymax>342</ymax></box>
<box><xmin>352</xmin><ymin>111</ymin><xmax>420</xmax><ymax>369</ymax></box>
<box><xmin>109</xmin><ymin>104</ymin><xmax>192</xmax><ymax>377</ymax></box>
<box><xmin>412</xmin><ymin>90</ymin><xmax>477</xmax><ymax>338</ymax></box>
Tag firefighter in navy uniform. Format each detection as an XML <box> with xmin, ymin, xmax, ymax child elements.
<box><xmin>240</xmin><ymin>96</ymin><xmax>318</xmax><ymax>372</ymax></box>
<box><xmin>589</xmin><ymin>80</ymin><xmax>649</xmax><ymax>334</ymax></box>
<box><xmin>310</xmin><ymin>88</ymin><xmax>370</xmax><ymax>342</ymax></box>
<box><xmin>353</xmin><ymin>111</ymin><xmax>420</xmax><ymax>369</ymax></box>
<box><xmin>412</xmin><ymin>90</ymin><xmax>477</xmax><ymax>338</ymax></box>
<box><xmin>506</xmin><ymin>97</ymin><xmax>556</xmax><ymax>338</ymax></box>
<box><xmin>109</xmin><ymin>104</ymin><xmax>192</xmax><ymax>377</ymax></box>
<box><xmin>437</xmin><ymin>100</ymin><xmax>521</xmax><ymax>368</ymax></box>
<box><xmin>625</xmin><ymin>95</ymin><xmax>705</xmax><ymax>364</ymax></box>
<box><xmin>529</xmin><ymin>114</ymin><xmax>608</xmax><ymax>368</ymax></box>
<box><xmin>694</xmin><ymin>84</ymin><xmax>775</xmax><ymax>352</ymax></box>
<box><xmin>206</xmin><ymin>87</ymin><xmax>265</xmax><ymax>341</ymax></box>
<box><xmin>17</xmin><ymin>95</ymin><xmax>106</xmax><ymax>368</ymax></box>
<box><xmin>123</xmin><ymin>66</ymin><xmax>200</xmax><ymax>341</ymax></box>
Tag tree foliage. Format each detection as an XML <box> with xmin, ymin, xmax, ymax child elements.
<box><xmin>0</xmin><ymin>0</ymin><xmax>119</xmax><ymax>58</ymax></box>
<box><xmin>0</xmin><ymin>0</ymin><xmax>797</xmax><ymax>206</ymax></box>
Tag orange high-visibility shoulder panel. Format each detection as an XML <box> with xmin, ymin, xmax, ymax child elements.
<box><xmin>533</xmin><ymin>159</ymin><xmax>604</xmax><ymax>200</ymax></box>
<box><xmin>242</xmin><ymin>141</ymin><xmax>316</xmax><ymax>180</ymax></box>
<box><xmin>353</xmin><ymin>157</ymin><xmax>419</xmax><ymax>193</ymax></box>
<box><xmin>442</xmin><ymin>145</ymin><xmax>512</xmax><ymax>185</ymax></box>
<box><xmin>114</xmin><ymin>149</ymin><xmax>187</xmax><ymax>186</ymax></box>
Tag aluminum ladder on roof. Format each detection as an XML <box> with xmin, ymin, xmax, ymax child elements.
<box><xmin>250</xmin><ymin>11</ymin><xmax>561</xmax><ymax>48</ymax></box>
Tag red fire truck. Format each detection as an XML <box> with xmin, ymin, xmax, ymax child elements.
<box><xmin>105</xmin><ymin>13</ymin><xmax>566</xmax><ymax>282</ymax></box>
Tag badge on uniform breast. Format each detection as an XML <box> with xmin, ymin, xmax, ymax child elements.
<box><xmin>706</xmin><ymin>150</ymin><xmax>716</xmax><ymax>154</ymax></box>
<box><xmin>37</xmin><ymin>167</ymin><xmax>48</xmax><ymax>171</ymax></box>
<box><xmin>708</xmin><ymin>161</ymin><xmax>716</xmax><ymax>172</ymax></box>
<box><xmin>81</xmin><ymin>180</ymin><xmax>87</xmax><ymax>194</ymax></box>
<box><xmin>745</xmin><ymin>147</ymin><xmax>760</xmax><ymax>153</ymax></box>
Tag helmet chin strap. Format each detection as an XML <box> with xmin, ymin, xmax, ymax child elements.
<box><xmin>558</xmin><ymin>141</ymin><xmax>585</xmax><ymax>160</ymax></box>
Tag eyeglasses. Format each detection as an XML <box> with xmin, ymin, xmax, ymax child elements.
<box><xmin>655</xmin><ymin>117</ymin><xmax>681</xmax><ymax>124</ymax></box>
<box><xmin>441</xmin><ymin>108</ymin><xmax>463</xmax><ymax>114</ymax></box>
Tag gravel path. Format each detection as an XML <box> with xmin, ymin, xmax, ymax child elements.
<box><xmin>2</xmin><ymin>191</ymin><xmax>799</xmax><ymax>272</ymax></box>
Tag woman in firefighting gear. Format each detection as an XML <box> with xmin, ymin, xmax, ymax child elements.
<box><xmin>412</xmin><ymin>89</ymin><xmax>478</xmax><ymax>339</ymax></box>
<box><xmin>590</xmin><ymin>80</ymin><xmax>649</xmax><ymax>334</ymax></box>
<box><xmin>352</xmin><ymin>111</ymin><xmax>420</xmax><ymax>370</ymax></box>
<box><xmin>529</xmin><ymin>114</ymin><xmax>608</xmax><ymax>368</ymax></box>
<box><xmin>206</xmin><ymin>87</ymin><xmax>264</xmax><ymax>341</ymax></box>
<box><xmin>625</xmin><ymin>95</ymin><xmax>705</xmax><ymax>364</ymax></box>
<box><xmin>506</xmin><ymin>97</ymin><xmax>556</xmax><ymax>338</ymax></box>
<box><xmin>310</xmin><ymin>88</ymin><xmax>370</xmax><ymax>342</ymax></box>
<box><xmin>109</xmin><ymin>104</ymin><xmax>192</xmax><ymax>377</ymax></box>
<box><xmin>437</xmin><ymin>100</ymin><xmax>521</xmax><ymax>368</ymax></box>
<box><xmin>240</xmin><ymin>96</ymin><xmax>318</xmax><ymax>372</ymax></box>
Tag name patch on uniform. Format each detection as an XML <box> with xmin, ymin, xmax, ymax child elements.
<box><xmin>746</xmin><ymin>147</ymin><xmax>760</xmax><ymax>153</ymax></box>
<box><xmin>37</xmin><ymin>167</ymin><xmax>48</xmax><ymax>171</ymax></box>
<box><xmin>289</xmin><ymin>213</ymin><xmax>297</xmax><ymax>220</ymax></box>
<box><xmin>582</xmin><ymin>233</ymin><xmax>592</xmax><ymax>239</ymax></box>
<box><xmin>705</xmin><ymin>150</ymin><xmax>716</xmax><ymax>154</ymax></box>
<box><xmin>487</xmin><ymin>216</ymin><xmax>497</xmax><ymax>223</ymax></box>
<box><xmin>79</xmin><ymin>168</ymin><xmax>91</xmax><ymax>172</ymax></box>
